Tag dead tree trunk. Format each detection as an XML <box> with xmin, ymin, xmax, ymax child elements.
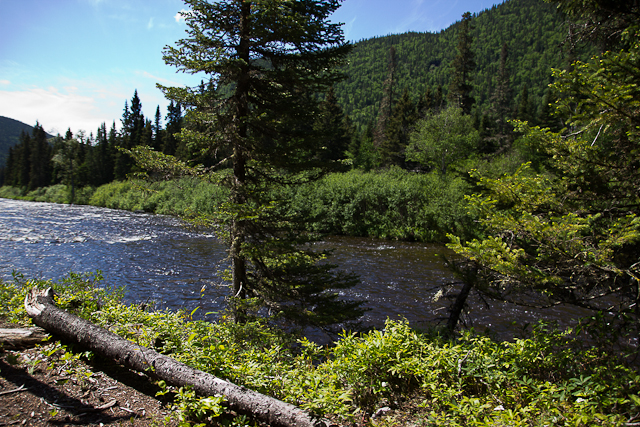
<box><xmin>446</xmin><ymin>281</ymin><xmax>473</xmax><ymax>333</ymax></box>
<box><xmin>25</xmin><ymin>288</ymin><xmax>331</xmax><ymax>427</ymax></box>
<box><xmin>0</xmin><ymin>327</ymin><xmax>49</xmax><ymax>349</ymax></box>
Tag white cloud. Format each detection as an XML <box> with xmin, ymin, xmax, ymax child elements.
<box><xmin>147</xmin><ymin>17</ymin><xmax>154</xmax><ymax>30</ymax></box>
<box><xmin>174</xmin><ymin>9</ymin><xmax>190</xmax><ymax>24</ymax></box>
<box><xmin>0</xmin><ymin>80</ymin><xmax>10</xmax><ymax>85</ymax></box>
<box><xmin>0</xmin><ymin>86</ymin><xmax>110</xmax><ymax>136</ymax></box>
<box><xmin>343</xmin><ymin>16</ymin><xmax>357</xmax><ymax>40</ymax></box>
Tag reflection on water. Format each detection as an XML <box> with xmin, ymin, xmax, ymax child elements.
<box><xmin>0</xmin><ymin>198</ymin><xmax>587</xmax><ymax>338</ymax></box>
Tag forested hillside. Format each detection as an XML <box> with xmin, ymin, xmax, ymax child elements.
<box><xmin>0</xmin><ymin>116</ymin><xmax>52</xmax><ymax>168</ymax></box>
<box><xmin>0</xmin><ymin>0</ymin><xmax>596</xmax><ymax>189</ymax></box>
<box><xmin>336</xmin><ymin>0</ymin><xmax>592</xmax><ymax>128</ymax></box>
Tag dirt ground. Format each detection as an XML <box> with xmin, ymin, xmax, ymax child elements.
<box><xmin>0</xmin><ymin>324</ymin><xmax>178</xmax><ymax>427</ymax></box>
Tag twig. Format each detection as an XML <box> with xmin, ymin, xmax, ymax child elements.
<box><xmin>457</xmin><ymin>350</ymin><xmax>472</xmax><ymax>376</ymax></box>
<box><xmin>0</xmin><ymin>384</ymin><xmax>27</xmax><ymax>396</ymax></box>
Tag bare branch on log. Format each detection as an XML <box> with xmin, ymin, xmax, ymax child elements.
<box><xmin>0</xmin><ymin>327</ymin><xmax>49</xmax><ymax>349</ymax></box>
<box><xmin>0</xmin><ymin>384</ymin><xmax>28</xmax><ymax>396</ymax></box>
<box><xmin>25</xmin><ymin>288</ymin><xmax>332</xmax><ymax>427</ymax></box>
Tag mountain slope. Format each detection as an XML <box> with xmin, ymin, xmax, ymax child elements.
<box><xmin>1</xmin><ymin>117</ymin><xmax>35</xmax><ymax>168</ymax></box>
<box><xmin>0</xmin><ymin>117</ymin><xmax>55</xmax><ymax>168</ymax></box>
<box><xmin>335</xmin><ymin>0</ymin><xmax>593</xmax><ymax>128</ymax></box>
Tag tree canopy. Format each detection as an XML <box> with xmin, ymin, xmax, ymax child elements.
<box><xmin>447</xmin><ymin>6</ymin><xmax>640</xmax><ymax>334</ymax></box>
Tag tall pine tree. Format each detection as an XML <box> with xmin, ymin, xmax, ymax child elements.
<box><xmin>485</xmin><ymin>42</ymin><xmax>514</xmax><ymax>154</ymax></box>
<box><xmin>153</xmin><ymin>0</ymin><xmax>364</xmax><ymax>328</ymax></box>
<box><xmin>448</xmin><ymin>12</ymin><xmax>476</xmax><ymax>115</ymax></box>
<box><xmin>373</xmin><ymin>46</ymin><xmax>397</xmax><ymax>152</ymax></box>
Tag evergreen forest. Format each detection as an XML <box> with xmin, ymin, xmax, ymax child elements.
<box><xmin>0</xmin><ymin>0</ymin><xmax>593</xmax><ymax>188</ymax></box>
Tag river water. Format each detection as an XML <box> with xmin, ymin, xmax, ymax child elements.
<box><xmin>0</xmin><ymin>198</ymin><xmax>582</xmax><ymax>338</ymax></box>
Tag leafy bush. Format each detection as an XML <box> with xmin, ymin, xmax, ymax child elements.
<box><xmin>286</xmin><ymin>168</ymin><xmax>475</xmax><ymax>242</ymax></box>
<box><xmin>0</xmin><ymin>186</ymin><xmax>25</xmax><ymax>199</ymax></box>
<box><xmin>0</xmin><ymin>184</ymin><xmax>97</xmax><ymax>204</ymax></box>
<box><xmin>88</xmin><ymin>178</ymin><xmax>228</xmax><ymax>217</ymax></box>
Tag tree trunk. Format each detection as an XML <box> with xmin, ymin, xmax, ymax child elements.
<box><xmin>446</xmin><ymin>281</ymin><xmax>473</xmax><ymax>333</ymax></box>
<box><xmin>0</xmin><ymin>327</ymin><xmax>49</xmax><ymax>349</ymax></box>
<box><xmin>24</xmin><ymin>288</ymin><xmax>331</xmax><ymax>427</ymax></box>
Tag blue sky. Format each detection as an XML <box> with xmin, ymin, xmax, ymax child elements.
<box><xmin>0</xmin><ymin>0</ymin><xmax>503</xmax><ymax>136</ymax></box>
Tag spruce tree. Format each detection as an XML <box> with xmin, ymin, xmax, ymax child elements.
<box><xmin>381</xmin><ymin>88</ymin><xmax>416</xmax><ymax>167</ymax></box>
<box><xmin>517</xmin><ymin>84</ymin><xmax>532</xmax><ymax>123</ymax></box>
<box><xmin>313</xmin><ymin>87</ymin><xmax>351</xmax><ymax>166</ymax></box>
<box><xmin>155</xmin><ymin>0</ymin><xmax>363</xmax><ymax>328</ymax></box>
<box><xmin>162</xmin><ymin>100</ymin><xmax>182</xmax><ymax>156</ymax></box>
<box><xmin>17</xmin><ymin>132</ymin><xmax>31</xmax><ymax>188</ymax></box>
<box><xmin>373</xmin><ymin>46</ymin><xmax>397</xmax><ymax>153</ymax></box>
<box><xmin>153</xmin><ymin>106</ymin><xmax>163</xmax><ymax>151</ymax></box>
<box><xmin>448</xmin><ymin>12</ymin><xmax>476</xmax><ymax>115</ymax></box>
<box><xmin>28</xmin><ymin>123</ymin><xmax>52</xmax><ymax>190</ymax></box>
<box><xmin>94</xmin><ymin>123</ymin><xmax>114</xmax><ymax>186</ymax></box>
<box><xmin>114</xmin><ymin>90</ymin><xmax>145</xmax><ymax>180</ymax></box>
<box><xmin>485</xmin><ymin>42</ymin><xmax>514</xmax><ymax>154</ymax></box>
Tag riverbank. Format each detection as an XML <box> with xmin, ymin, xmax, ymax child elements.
<box><xmin>1</xmin><ymin>273</ymin><xmax>639</xmax><ymax>426</ymax></box>
<box><xmin>0</xmin><ymin>168</ymin><xmax>476</xmax><ymax>243</ymax></box>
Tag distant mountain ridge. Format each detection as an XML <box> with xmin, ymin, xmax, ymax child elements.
<box><xmin>0</xmin><ymin>116</ymin><xmax>54</xmax><ymax>168</ymax></box>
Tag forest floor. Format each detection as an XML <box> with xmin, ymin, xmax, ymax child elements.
<box><xmin>0</xmin><ymin>321</ymin><xmax>178</xmax><ymax>427</ymax></box>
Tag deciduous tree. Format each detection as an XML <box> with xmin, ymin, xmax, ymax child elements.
<box><xmin>406</xmin><ymin>106</ymin><xmax>479</xmax><ymax>175</ymax></box>
<box><xmin>446</xmin><ymin>21</ymin><xmax>640</xmax><ymax>336</ymax></box>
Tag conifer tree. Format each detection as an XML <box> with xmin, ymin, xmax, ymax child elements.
<box><xmin>153</xmin><ymin>106</ymin><xmax>163</xmax><ymax>151</ymax></box>
<box><xmin>313</xmin><ymin>87</ymin><xmax>351</xmax><ymax>166</ymax></box>
<box><xmin>17</xmin><ymin>132</ymin><xmax>31</xmax><ymax>188</ymax></box>
<box><xmin>381</xmin><ymin>88</ymin><xmax>416</xmax><ymax>167</ymax></box>
<box><xmin>93</xmin><ymin>123</ymin><xmax>114</xmax><ymax>186</ymax></box>
<box><xmin>52</xmin><ymin>129</ymin><xmax>80</xmax><ymax>203</ymax></box>
<box><xmin>152</xmin><ymin>0</ymin><xmax>363</xmax><ymax>328</ymax></box>
<box><xmin>485</xmin><ymin>42</ymin><xmax>514</xmax><ymax>154</ymax></box>
<box><xmin>162</xmin><ymin>100</ymin><xmax>182</xmax><ymax>156</ymax></box>
<box><xmin>516</xmin><ymin>84</ymin><xmax>531</xmax><ymax>123</ymax></box>
<box><xmin>448</xmin><ymin>12</ymin><xmax>476</xmax><ymax>115</ymax></box>
<box><xmin>373</xmin><ymin>46</ymin><xmax>397</xmax><ymax>152</ymax></box>
<box><xmin>114</xmin><ymin>90</ymin><xmax>145</xmax><ymax>180</ymax></box>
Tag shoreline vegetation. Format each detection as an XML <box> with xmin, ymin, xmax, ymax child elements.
<box><xmin>0</xmin><ymin>167</ymin><xmax>475</xmax><ymax>243</ymax></box>
<box><xmin>1</xmin><ymin>273</ymin><xmax>639</xmax><ymax>426</ymax></box>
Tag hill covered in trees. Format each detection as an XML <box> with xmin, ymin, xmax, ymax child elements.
<box><xmin>336</xmin><ymin>0</ymin><xmax>593</xmax><ymax>129</ymax></box>
<box><xmin>0</xmin><ymin>0</ymin><xmax>595</xmax><ymax>188</ymax></box>
<box><xmin>0</xmin><ymin>116</ymin><xmax>53</xmax><ymax>168</ymax></box>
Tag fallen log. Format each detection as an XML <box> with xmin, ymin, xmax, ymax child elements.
<box><xmin>0</xmin><ymin>327</ymin><xmax>49</xmax><ymax>349</ymax></box>
<box><xmin>25</xmin><ymin>288</ymin><xmax>331</xmax><ymax>427</ymax></box>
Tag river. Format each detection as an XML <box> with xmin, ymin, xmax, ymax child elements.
<box><xmin>0</xmin><ymin>198</ymin><xmax>582</xmax><ymax>338</ymax></box>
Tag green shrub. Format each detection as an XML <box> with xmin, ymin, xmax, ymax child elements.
<box><xmin>0</xmin><ymin>271</ymin><xmax>123</xmax><ymax>325</ymax></box>
<box><xmin>0</xmin><ymin>186</ymin><xmax>26</xmax><ymax>199</ymax></box>
<box><xmin>286</xmin><ymin>168</ymin><xmax>475</xmax><ymax>242</ymax></box>
<box><xmin>0</xmin><ymin>184</ymin><xmax>96</xmax><ymax>204</ymax></box>
<box><xmin>88</xmin><ymin>178</ymin><xmax>228</xmax><ymax>217</ymax></box>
